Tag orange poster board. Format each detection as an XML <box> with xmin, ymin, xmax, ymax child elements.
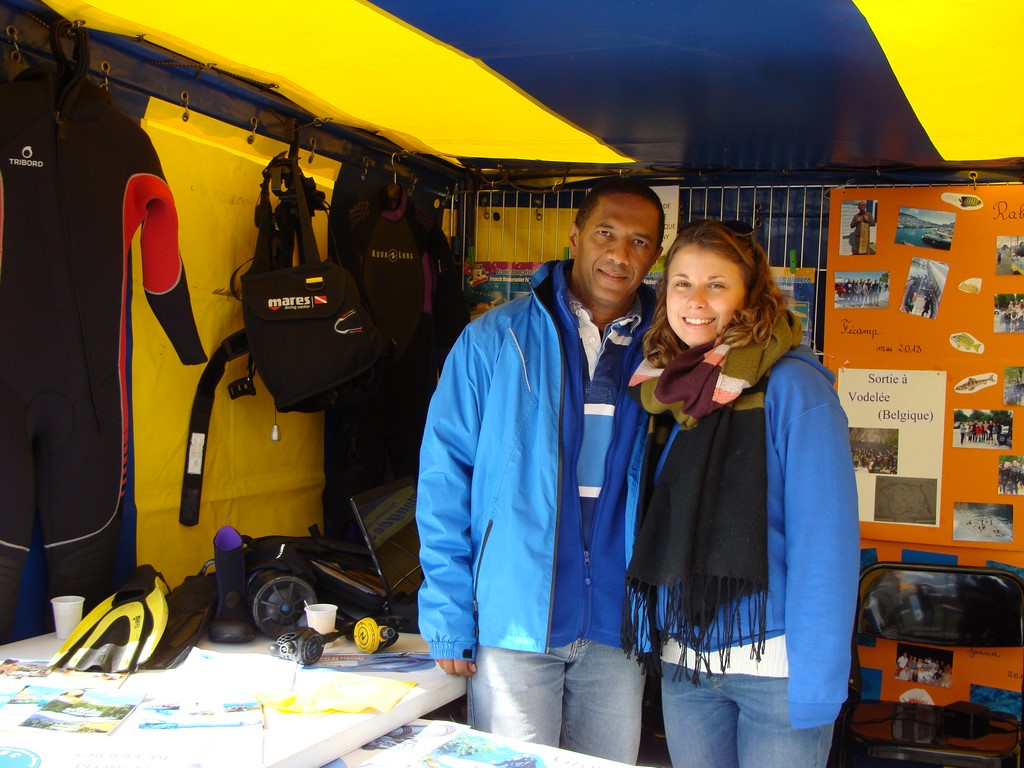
<box><xmin>826</xmin><ymin>185</ymin><xmax>1024</xmax><ymax>556</ymax></box>
<box><xmin>826</xmin><ymin>185</ymin><xmax>1024</xmax><ymax>709</ymax></box>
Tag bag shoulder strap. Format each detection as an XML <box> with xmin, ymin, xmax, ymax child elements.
<box><xmin>249</xmin><ymin>135</ymin><xmax>324</xmax><ymax>275</ymax></box>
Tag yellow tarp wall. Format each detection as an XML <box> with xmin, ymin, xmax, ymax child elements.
<box><xmin>130</xmin><ymin>100</ymin><xmax>338</xmax><ymax>588</ymax></box>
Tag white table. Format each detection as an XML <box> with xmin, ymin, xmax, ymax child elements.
<box><xmin>0</xmin><ymin>631</ymin><xmax>465</xmax><ymax>768</ymax></box>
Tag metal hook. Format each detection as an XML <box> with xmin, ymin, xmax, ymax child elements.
<box><xmin>180</xmin><ymin>90</ymin><xmax>190</xmax><ymax>122</ymax></box>
<box><xmin>99</xmin><ymin>60</ymin><xmax>111</xmax><ymax>90</ymax></box>
<box><xmin>968</xmin><ymin>170</ymin><xmax>979</xmax><ymax>190</ymax></box>
<box><xmin>5</xmin><ymin>25</ymin><xmax>21</xmax><ymax>63</ymax></box>
<box><xmin>247</xmin><ymin>116</ymin><xmax>258</xmax><ymax>145</ymax></box>
<box><xmin>307</xmin><ymin>137</ymin><xmax>317</xmax><ymax>165</ymax></box>
<box><xmin>391</xmin><ymin>152</ymin><xmax>400</xmax><ymax>184</ymax></box>
<box><xmin>360</xmin><ymin>155</ymin><xmax>370</xmax><ymax>182</ymax></box>
<box><xmin>534</xmin><ymin>197</ymin><xmax>543</xmax><ymax>221</ymax></box>
<box><xmin>408</xmin><ymin>172</ymin><xmax>418</xmax><ymax>195</ymax></box>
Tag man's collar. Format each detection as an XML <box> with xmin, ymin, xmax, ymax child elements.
<box><xmin>566</xmin><ymin>290</ymin><xmax>643</xmax><ymax>332</ymax></box>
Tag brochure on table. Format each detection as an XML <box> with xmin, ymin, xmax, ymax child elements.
<box><xmin>0</xmin><ymin>633</ymin><xmax>463</xmax><ymax>768</ymax></box>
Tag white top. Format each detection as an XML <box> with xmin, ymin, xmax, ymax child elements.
<box><xmin>661</xmin><ymin>633</ymin><xmax>790</xmax><ymax>677</ymax></box>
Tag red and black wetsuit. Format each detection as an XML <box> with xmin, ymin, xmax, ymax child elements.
<box><xmin>0</xmin><ymin>66</ymin><xmax>206</xmax><ymax>640</ymax></box>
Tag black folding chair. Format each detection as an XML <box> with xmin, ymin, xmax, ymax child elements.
<box><xmin>841</xmin><ymin>562</ymin><xmax>1024</xmax><ymax>768</ymax></box>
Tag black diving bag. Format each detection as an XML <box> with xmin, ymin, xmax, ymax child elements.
<box><xmin>240</xmin><ymin>150</ymin><xmax>384</xmax><ymax>413</ymax></box>
<box><xmin>179</xmin><ymin>149</ymin><xmax>385</xmax><ymax>527</ymax></box>
<box><xmin>241</xmin><ymin>261</ymin><xmax>381</xmax><ymax>412</ymax></box>
<box><xmin>177</xmin><ymin>151</ymin><xmax>385</xmax><ymax>526</ymax></box>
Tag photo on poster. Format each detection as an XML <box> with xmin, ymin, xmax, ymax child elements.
<box><xmin>898</xmin><ymin>688</ymin><xmax>935</xmax><ymax>705</ymax></box>
<box><xmin>898</xmin><ymin>256</ymin><xmax>949</xmax><ymax>318</ymax></box>
<box><xmin>464</xmin><ymin>261</ymin><xmax>541</xmax><ymax>320</ymax></box>
<box><xmin>993</xmin><ymin>293</ymin><xmax>1024</xmax><ymax>333</ymax></box>
<box><xmin>951</xmin><ymin>409</ymin><xmax>1013</xmax><ymax>449</ymax></box>
<box><xmin>995</xmin><ymin>235</ymin><xmax>1024</xmax><ymax>276</ymax></box>
<box><xmin>834</xmin><ymin>270</ymin><xmax>889</xmax><ymax>309</ymax></box>
<box><xmin>770</xmin><ymin>267</ymin><xmax>816</xmax><ymax>347</ymax></box>
<box><xmin>873</xmin><ymin>476</ymin><xmax>938</xmax><ymax>525</ymax></box>
<box><xmin>952</xmin><ymin>501</ymin><xmax>1013</xmax><ymax>543</ymax></box>
<box><xmin>850</xmin><ymin>427</ymin><xmax>898</xmax><ymax>474</ymax></box>
<box><xmin>894</xmin><ymin>206</ymin><xmax>956</xmax><ymax>251</ymax></box>
<box><xmin>998</xmin><ymin>456</ymin><xmax>1024</xmax><ymax>496</ymax></box>
<box><xmin>896</xmin><ymin>642</ymin><xmax>953</xmax><ymax>688</ymax></box>
<box><xmin>1003</xmin><ymin>367</ymin><xmax>1024</xmax><ymax>407</ymax></box>
<box><xmin>839</xmin><ymin>199</ymin><xmax>879</xmax><ymax>255</ymax></box>
<box><xmin>970</xmin><ymin>684</ymin><xmax>1022</xmax><ymax>720</ymax></box>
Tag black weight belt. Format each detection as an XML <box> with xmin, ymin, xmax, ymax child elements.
<box><xmin>179</xmin><ymin>329</ymin><xmax>251</xmax><ymax>526</ymax></box>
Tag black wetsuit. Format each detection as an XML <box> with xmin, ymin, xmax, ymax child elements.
<box><xmin>0</xmin><ymin>68</ymin><xmax>206</xmax><ymax>640</ymax></box>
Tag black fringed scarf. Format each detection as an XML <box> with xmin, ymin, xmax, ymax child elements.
<box><xmin>622</xmin><ymin>312</ymin><xmax>801</xmax><ymax>681</ymax></box>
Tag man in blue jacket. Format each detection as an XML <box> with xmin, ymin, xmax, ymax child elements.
<box><xmin>417</xmin><ymin>178</ymin><xmax>664</xmax><ymax>762</ymax></box>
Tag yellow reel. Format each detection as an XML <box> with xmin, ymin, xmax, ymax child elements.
<box><xmin>351</xmin><ymin>616</ymin><xmax>398</xmax><ymax>653</ymax></box>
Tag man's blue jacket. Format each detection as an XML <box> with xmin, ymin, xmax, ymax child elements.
<box><xmin>416</xmin><ymin>260</ymin><xmax>655</xmax><ymax>661</ymax></box>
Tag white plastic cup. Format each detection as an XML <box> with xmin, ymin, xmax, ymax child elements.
<box><xmin>304</xmin><ymin>603</ymin><xmax>338</xmax><ymax>635</ymax></box>
<box><xmin>51</xmin><ymin>595</ymin><xmax>85</xmax><ymax>640</ymax></box>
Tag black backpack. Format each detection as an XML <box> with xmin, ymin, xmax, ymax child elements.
<box><xmin>239</xmin><ymin>148</ymin><xmax>384</xmax><ymax>412</ymax></box>
<box><xmin>179</xmin><ymin>141</ymin><xmax>384</xmax><ymax>526</ymax></box>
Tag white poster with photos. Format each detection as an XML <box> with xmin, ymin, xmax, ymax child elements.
<box><xmin>839</xmin><ymin>368</ymin><xmax>947</xmax><ymax>528</ymax></box>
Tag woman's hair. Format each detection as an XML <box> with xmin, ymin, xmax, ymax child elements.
<box><xmin>643</xmin><ymin>219</ymin><xmax>790</xmax><ymax>367</ymax></box>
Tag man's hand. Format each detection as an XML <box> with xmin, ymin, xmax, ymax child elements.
<box><xmin>437</xmin><ymin>658</ymin><xmax>477</xmax><ymax>677</ymax></box>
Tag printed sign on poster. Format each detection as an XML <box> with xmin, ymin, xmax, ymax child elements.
<box><xmin>838</xmin><ymin>368</ymin><xmax>946</xmax><ymax>532</ymax></box>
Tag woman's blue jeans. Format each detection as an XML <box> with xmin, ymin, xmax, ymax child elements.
<box><xmin>468</xmin><ymin>640</ymin><xmax>644</xmax><ymax>763</ymax></box>
<box><xmin>662</xmin><ymin>669</ymin><xmax>834</xmax><ymax>768</ymax></box>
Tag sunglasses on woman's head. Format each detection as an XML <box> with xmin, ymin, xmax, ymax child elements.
<box><xmin>681</xmin><ymin>218</ymin><xmax>758</xmax><ymax>252</ymax></box>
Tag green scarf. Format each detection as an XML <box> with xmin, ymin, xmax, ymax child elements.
<box><xmin>623</xmin><ymin>312</ymin><xmax>801</xmax><ymax>680</ymax></box>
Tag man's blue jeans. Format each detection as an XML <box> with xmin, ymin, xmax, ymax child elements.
<box><xmin>469</xmin><ymin>640</ymin><xmax>644</xmax><ymax>763</ymax></box>
<box><xmin>662</xmin><ymin>670</ymin><xmax>834</xmax><ymax>768</ymax></box>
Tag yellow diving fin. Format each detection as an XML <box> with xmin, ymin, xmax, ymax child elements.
<box><xmin>49</xmin><ymin>564</ymin><xmax>169</xmax><ymax>674</ymax></box>
<box><xmin>137</xmin><ymin>570</ymin><xmax>170</xmax><ymax>667</ymax></box>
